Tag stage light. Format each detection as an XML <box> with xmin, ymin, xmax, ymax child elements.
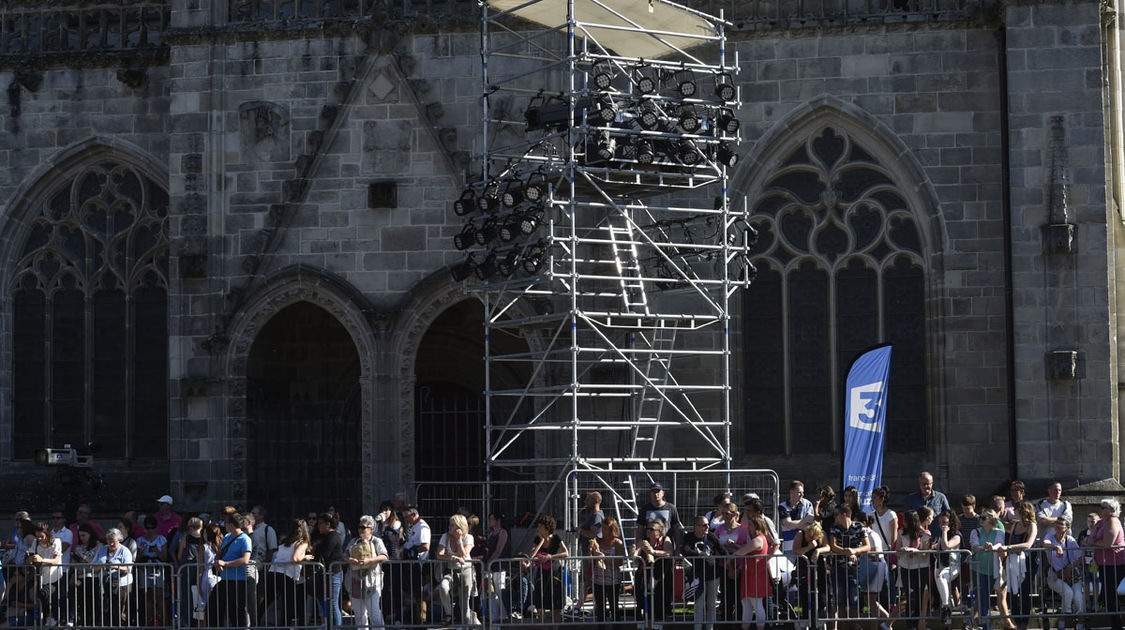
<box><xmin>678</xmin><ymin>106</ymin><xmax>701</xmax><ymax>133</ymax></box>
<box><xmin>450</xmin><ymin>254</ymin><xmax>477</xmax><ymax>282</ymax></box>
<box><xmin>636</xmin><ymin>67</ymin><xmax>657</xmax><ymax>95</ymax></box>
<box><xmin>525</xmin><ymin>97</ymin><xmax>591</xmax><ymax>131</ymax></box>
<box><xmin>524</xmin><ymin>173</ymin><xmax>547</xmax><ymax>202</ymax></box>
<box><xmin>674</xmin><ymin>70</ymin><xmax>697</xmax><ymax>97</ymax></box>
<box><xmin>714</xmin><ymin>72</ymin><xmax>736</xmax><ymax>102</ymax></box>
<box><xmin>474</xmin><ymin>217</ymin><xmax>498</xmax><ymax>246</ymax></box>
<box><xmin>520</xmin><ymin>206</ymin><xmax>544</xmax><ymax>235</ymax></box>
<box><xmin>453</xmin><ymin>189</ymin><xmax>476</xmax><ymax>216</ymax></box>
<box><xmin>717</xmin><ymin>107</ymin><xmax>740</xmax><ymax>134</ymax></box>
<box><xmin>678</xmin><ymin>139</ymin><xmax>701</xmax><ymax>166</ymax></box>
<box><xmin>477</xmin><ymin>183</ymin><xmax>500</xmax><ymax>212</ymax></box>
<box><xmin>521</xmin><ymin>240</ymin><xmax>548</xmax><ymax>274</ymax></box>
<box><xmin>496</xmin><ymin>249</ymin><xmax>521</xmax><ymax>277</ymax></box>
<box><xmin>595</xmin><ymin>93</ymin><xmax>617</xmax><ymax>123</ymax></box>
<box><xmin>638</xmin><ymin>103</ymin><xmax>660</xmax><ymax>129</ymax></box>
<box><xmin>591</xmin><ymin>62</ymin><xmax>615</xmax><ymax>90</ymax></box>
<box><xmin>636</xmin><ymin>139</ymin><xmax>655</xmax><ymax>165</ymax></box>
<box><xmin>595</xmin><ymin>131</ymin><xmax>617</xmax><ymax>161</ymax></box>
<box><xmin>499</xmin><ymin>216</ymin><xmax>522</xmax><ymax>242</ymax></box>
<box><xmin>453</xmin><ymin>223</ymin><xmax>478</xmax><ymax>250</ymax></box>
<box><xmin>502</xmin><ymin>181</ymin><xmax>524</xmax><ymax>208</ymax></box>
<box><xmin>716</xmin><ymin>143</ymin><xmax>739</xmax><ymax>168</ymax></box>
<box><xmin>474</xmin><ymin>251</ymin><xmax>497</xmax><ymax>280</ymax></box>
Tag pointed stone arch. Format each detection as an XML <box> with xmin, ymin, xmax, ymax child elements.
<box><xmin>732</xmin><ymin>96</ymin><xmax>946</xmax><ymax>264</ymax></box>
<box><xmin>0</xmin><ymin>136</ymin><xmax>168</xmax><ymax>296</ymax></box>
<box><xmin>732</xmin><ymin>99</ymin><xmax>949</xmax><ymax>468</ymax></box>
<box><xmin>0</xmin><ymin>137</ymin><xmax>170</xmax><ymax>466</ymax></box>
<box><xmin>223</xmin><ymin>265</ymin><xmax>378</xmax><ymax>510</ymax></box>
<box><xmin>389</xmin><ymin>267</ymin><xmax>544</xmax><ymax>496</ymax></box>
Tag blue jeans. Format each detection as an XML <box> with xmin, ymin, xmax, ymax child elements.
<box><xmin>501</xmin><ymin>575</ymin><xmax>532</xmax><ymax>615</ymax></box>
<box><xmin>972</xmin><ymin>572</ymin><xmax>995</xmax><ymax>630</ymax></box>
<box><xmin>322</xmin><ymin>571</ymin><xmax>343</xmax><ymax>626</ymax></box>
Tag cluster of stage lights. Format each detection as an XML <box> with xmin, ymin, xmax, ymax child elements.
<box><xmin>581</xmin><ymin>63</ymin><xmax>741</xmax><ymax>171</ymax></box>
<box><xmin>449</xmin><ymin>172</ymin><xmax>553</xmax><ymax>282</ymax></box>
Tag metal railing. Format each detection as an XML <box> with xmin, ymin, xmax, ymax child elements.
<box><xmin>4</xmin><ymin>544</ymin><xmax>1124</xmax><ymax>629</ymax></box>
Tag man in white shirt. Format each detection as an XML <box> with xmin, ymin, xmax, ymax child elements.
<box><xmin>49</xmin><ymin>509</ymin><xmax>74</xmax><ymax>624</ymax></box>
<box><xmin>1036</xmin><ymin>481</ymin><xmax>1073</xmax><ymax>534</ymax></box>
<box><xmin>402</xmin><ymin>507</ymin><xmax>431</xmax><ymax>623</ymax></box>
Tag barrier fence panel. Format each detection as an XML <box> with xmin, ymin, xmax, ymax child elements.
<box><xmin>414</xmin><ymin>481</ymin><xmax>548</xmax><ymax>532</ymax></box>
<box><xmin>14</xmin><ymin>541</ymin><xmax>1117</xmax><ymax>630</ymax></box>
<box><xmin>635</xmin><ymin>552</ymin><xmax>814</xmax><ymax>630</ymax></box>
<box><xmin>175</xmin><ymin>561</ymin><xmax>326</xmax><ymax>630</ymax></box>
<box><xmin>324</xmin><ymin>558</ymin><xmax>487</xmax><ymax>629</ymax></box>
<box><xmin>2</xmin><ymin>561</ymin><xmax>174</xmax><ymax>630</ymax></box>
<box><xmin>814</xmin><ymin>549</ymin><xmax>971</xmax><ymax>629</ymax></box>
<box><xmin>571</xmin><ymin>469</ymin><xmax>781</xmax><ymax>545</ymax></box>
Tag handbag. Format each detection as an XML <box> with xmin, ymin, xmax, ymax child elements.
<box><xmin>875</xmin><ymin>516</ymin><xmax>897</xmax><ymax>565</ymax></box>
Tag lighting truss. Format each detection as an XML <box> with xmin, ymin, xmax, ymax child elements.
<box><xmin>456</xmin><ymin>0</ymin><xmax>752</xmax><ymax>532</ymax></box>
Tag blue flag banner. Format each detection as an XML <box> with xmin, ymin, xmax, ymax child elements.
<box><xmin>842</xmin><ymin>345</ymin><xmax>892</xmax><ymax>513</ymax></box>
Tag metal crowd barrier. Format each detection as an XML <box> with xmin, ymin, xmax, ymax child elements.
<box><xmin>6</xmin><ymin>544</ymin><xmax>1124</xmax><ymax>629</ymax></box>
<box><xmin>2</xmin><ymin>561</ymin><xmax>173</xmax><ymax>629</ymax></box>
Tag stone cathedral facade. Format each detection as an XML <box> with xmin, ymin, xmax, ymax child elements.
<box><xmin>0</xmin><ymin>0</ymin><xmax>1123</xmax><ymax>518</ymax></box>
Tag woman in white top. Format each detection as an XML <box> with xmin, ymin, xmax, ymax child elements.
<box><xmin>266</xmin><ymin>519</ymin><xmax>313</xmax><ymax>625</ymax></box>
<box><xmin>437</xmin><ymin>513</ymin><xmax>476</xmax><ymax>626</ymax></box>
<box><xmin>28</xmin><ymin>522</ymin><xmax>64</xmax><ymax>626</ymax></box>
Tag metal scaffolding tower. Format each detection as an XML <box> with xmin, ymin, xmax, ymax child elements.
<box><xmin>450</xmin><ymin>0</ymin><xmax>757</xmax><ymax>531</ymax></box>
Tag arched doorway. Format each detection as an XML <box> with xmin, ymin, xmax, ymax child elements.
<box><xmin>247</xmin><ymin>301</ymin><xmax>361</xmax><ymax>521</ymax></box>
<box><xmin>414</xmin><ymin>299</ymin><xmax>532</xmax><ymax>517</ymax></box>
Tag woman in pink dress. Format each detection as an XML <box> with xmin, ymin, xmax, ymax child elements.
<box><xmin>735</xmin><ymin>515</ymin><xmax>770</xmax><ymax>630</ymax></box>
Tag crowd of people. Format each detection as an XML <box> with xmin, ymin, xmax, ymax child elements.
<box><xmin>0</xmin><ymin>474</ymin><xmax>1122</xmax><ymax>630</ymax></box>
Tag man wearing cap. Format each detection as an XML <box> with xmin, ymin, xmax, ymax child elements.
<box><xmin>155</xmin><ymin>495</ymin><xmax>181</xmax><ymax>538</ymax></box>
<box><xmin>636</xmin><ymin>483</ymin><xmax>683</xmax><ymax>546</ymax></box>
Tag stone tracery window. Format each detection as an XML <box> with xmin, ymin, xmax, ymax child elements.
<box><xmin>743</xmin><ymin>127</ymin><xmax>927</xmax><ymax>454</ymax></box>
<box><xmin>11</xmin><ymin>160</ymin><xmax>169</xmax><ymax>460</ymax></box>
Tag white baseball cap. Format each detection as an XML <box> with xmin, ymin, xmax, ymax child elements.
<box><xmin>157</xmin><ymin>495</ymin><xmax>174</xmax><ymax>505</ymax></box>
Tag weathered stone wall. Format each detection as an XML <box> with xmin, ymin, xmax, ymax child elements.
<box><xmin>0</xmin><ymin>0</ymin><xmax>1119</xmax><ymax>514</ymax></box>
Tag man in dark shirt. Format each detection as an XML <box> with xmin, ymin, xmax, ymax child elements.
<box><xmin>636</xmin><ymin>483</ymin><xmax>684</xmax><ymax>546</ymax></box>
<box><xmin>828</xmin><ymin>504</ymin><xmax>870</xmax><ymax>621</ymax></box>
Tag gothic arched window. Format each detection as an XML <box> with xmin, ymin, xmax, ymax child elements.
<box><xmin>11</xmin><ymin>160</ymin><xmax>169</xmax><ymax>460</ymax></box>
<box><xmin>743</xmin><ymin>127</ymin><xmax>927</xmax><ymax>455</ymax></box>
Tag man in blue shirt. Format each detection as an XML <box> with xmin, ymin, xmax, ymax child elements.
<box><xmin>208</xmin><ymin>512</ymin><xmax>253</xmax><ymax>627</ymax></box>
<box><xmin>904</xmin><ymin>471</ymin><xmax>950</xmax><ymax>538</ymax></box>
